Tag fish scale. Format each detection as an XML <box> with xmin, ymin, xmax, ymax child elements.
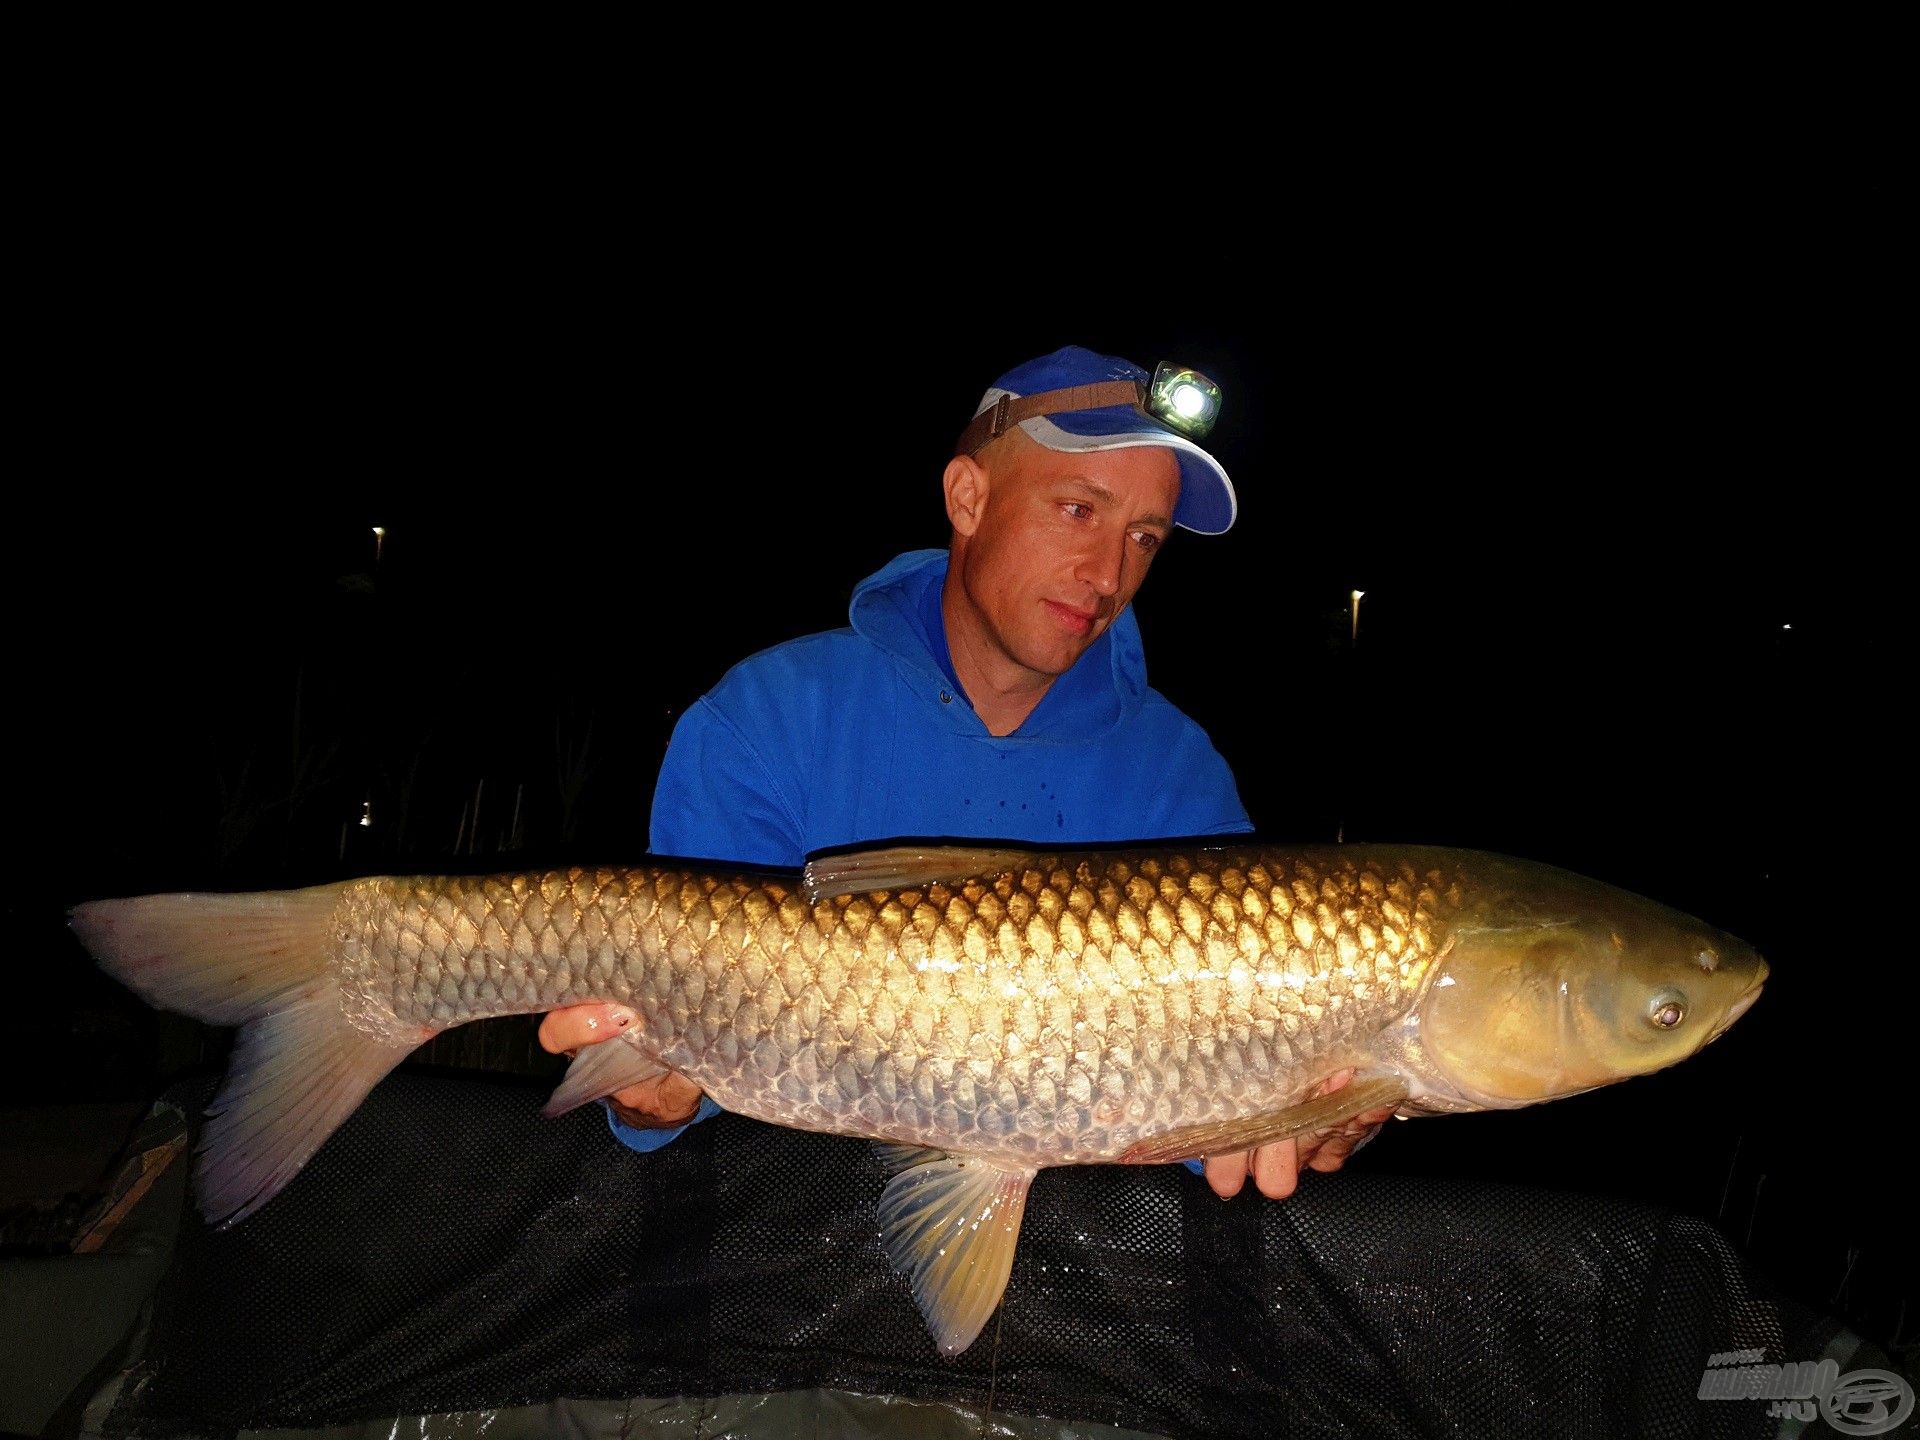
<box><xmin>71</xmin><ymin>839</ymin><xmax>1767</xmax><ymax>1355</ymax></box>
<box><xmin>327</xmin><ymin>848</ymin><xmax>1451</xmax><ymax>1164</ymax></box>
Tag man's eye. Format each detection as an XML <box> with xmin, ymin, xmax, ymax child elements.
<box><xmin>1133</xmin><ymin>531</ymin><xmax>1162</xmax><ymax>553</ymax></box>
<box><xmin>1063</xmin><ymin>502</ymin><xmax>1092</xmax><ymax>519</ymax></box>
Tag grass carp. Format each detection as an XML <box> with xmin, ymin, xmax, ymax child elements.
<box><xmin>69</xmin><ymin>840</ymin><xmax>1766</xmax><ymax>1354</ymax></box>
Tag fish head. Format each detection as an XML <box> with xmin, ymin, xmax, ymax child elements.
<box><xmin>1414</xmin><ymin>873</ymin><xmax>1768</xmax><ymax>1109</ymax></box>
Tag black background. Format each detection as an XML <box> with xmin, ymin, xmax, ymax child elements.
<box><xmin>10</xmin><ymin>128</ymin><xmax>1907</xmax><ymax>1359</ymax></box>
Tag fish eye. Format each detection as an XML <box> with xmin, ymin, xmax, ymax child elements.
<box><xmin>1650</xmin><ymin>992</ymin><xmax>1687</xmax><ymax>1029</ymax></box>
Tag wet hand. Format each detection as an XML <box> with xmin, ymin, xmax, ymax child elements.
<box><xmin>537</xmin><ymin>1003</ymin><xmax>706</xmax><ymax>1129</ymax></box>
<box><xmin>1201</xmin><ymin>1069</ymin><xmax>1395</xmax><ymax>1200</ymax></box>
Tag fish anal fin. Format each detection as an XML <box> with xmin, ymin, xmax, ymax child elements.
<box><xmin>803</xmin><ymin>846</ymin><xmax>1037</xmax><ymax>904</ymax></box>
<box><xmin>543</xmin><ymin>1032</ymin><xmax>668</xmax><ymax>1117</ymax></box>
<box><xmin>1118</xmin><ymin>1074</ymin><xmax>1410</xmax><ymax>1165</ymax></box>
<box><xmin>877</xmin><ymin>1153</ymin><xmax>1036</xmax><ymax>1356</ymax></box>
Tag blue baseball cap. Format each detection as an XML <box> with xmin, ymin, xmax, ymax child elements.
<box><xmin>964</xmin><ymin>345</ymin><xmax>1238</xmax><ymax>535</ymax></box>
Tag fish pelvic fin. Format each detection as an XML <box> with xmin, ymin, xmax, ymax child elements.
<box><xmin>544</xmin><ymin>1032</ymin><xmax>667</xmax><ymax>1117</ymax></box>
<box><xmin>1117</xmin><ymin>1074</ymin><xmax>1411</xmax><ymax>1165</ymax></box>
<box><xmin>70</xmin><ymin>884</ymin><xmax>427</xmax><ymax>1227</ymax></box>
<box><xmin>873</xmin><ymin>1141</ymin><xmax>947</xmax><ymax>1176</ymax></box>
<box><xmin>877</xmin><ymin>1152</ymin><xmax>1036</xmax><ymax>1358</ymax></box>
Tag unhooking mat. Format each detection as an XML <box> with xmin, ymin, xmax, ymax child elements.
<box><xmin>87</xmin><ymin>1071</ymin><xmax>1883</xmax><ymax>1439</ymax></box>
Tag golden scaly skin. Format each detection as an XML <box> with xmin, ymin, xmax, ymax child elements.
<box><xmin>71</xmin><ymin>829</ymin><xmax>1768</xmax><ymax>1345</ymax></box>
<box><xmin>71</xmin><ymin>839</ymin><xmax>1767</xmax><ymax>1352</ymax></box>
<box><xmin>333</xmin><ymin>847</ymin><xmax>1480</xmax><ymax>1164</ymax></box>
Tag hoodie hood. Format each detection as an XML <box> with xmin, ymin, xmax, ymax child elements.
<box><xmin>847</xmin><ymin>549</ymin><xmax>1147</xmax><ymax>742</ymax></box>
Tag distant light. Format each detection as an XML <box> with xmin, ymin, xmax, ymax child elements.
<box><xmin>359</xmin><ymin>799</ymin><xmax>373</xmax><ymax>828</ymax></box>
<box><xmin>1351</xmin><ymin>589</ymin><xmax>1365</xmax><ymax>602</ymax></box>
<box><xmin>1781</xmin><ymin>623</ymin><xmax>1792</xmax><ymax>631</ymax></box>
<box><xmin>372</xmin><ymin>526</ymin><xmax>386</xmax><ymax>539</ymax></box>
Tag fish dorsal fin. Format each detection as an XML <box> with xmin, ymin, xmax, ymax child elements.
<box><xmin>1117</xmin><ymin>1074</ymin><xmax>1410</xmax><ymax>1165</ymax></box>
<box><xmin>803</xmin><ymin>845</ymin><xmax>1037</xmax><ymax>903</ymax></box>
<box><xmin>876</xmin><ymin>1152</ymin><xmax>1037</xmax><ymax>1356</ymax></box>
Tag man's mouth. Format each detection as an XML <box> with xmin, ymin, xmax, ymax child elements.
<box><xmin>1044</xmin><ymin>601</ymin><xmax>1097</xmax><ymax>636</ymax></box>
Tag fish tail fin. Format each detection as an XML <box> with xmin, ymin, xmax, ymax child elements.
<box><xmin>70</xmin><ymin>885</ymin><xmax>427</xmax><ymax>1226</ymax></box>
<box><xmin>70</xmin><ymin>886</ymin><xmax>345</xmax><ymax>1024</ymax></box>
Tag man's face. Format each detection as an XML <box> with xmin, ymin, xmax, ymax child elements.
<box><xmin>950</xmin><ymin>437</ymin><xmax>1181</xmax><ymax>686</ymax></box>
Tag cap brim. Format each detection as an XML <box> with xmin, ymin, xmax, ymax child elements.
<box><xmin>1019</xmin><ymin>408</ymin><xmax>1237</xmax><ymax>535</ymax></box>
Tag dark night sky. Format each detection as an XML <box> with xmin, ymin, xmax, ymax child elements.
<box><xmin>14</xmin><ymin>167</ymin><xmax>1908</xmax><ymax>1348</ymax></box>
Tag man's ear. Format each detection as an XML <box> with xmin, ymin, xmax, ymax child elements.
<box><xmin>942</xmin><ymin>454</ymin><xmax>989</xmax><ymax>538</ymax></box>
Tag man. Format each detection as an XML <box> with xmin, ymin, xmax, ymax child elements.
<box><xmin>540</xmin><ymin>345</ymin><xmax>1390</xmax><ymax>1199</ymax></box>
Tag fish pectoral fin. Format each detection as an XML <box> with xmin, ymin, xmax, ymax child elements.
<box><xmin>1117</xmin><ymin>1074</ymin><xmax>1411</xmax><ymax>1165</ymax></box>
<box><xmin>802</xmin><ymin>845</ymin><xmax>1038</xmax><ymax>903</ymax></box>
<box><xmin>542</xmin><ymin>1032</ymin><xmax>667</xmax><ymax>1118</ymax></box>
<box><xmin>877</xmin><ymin>1153</ymin><xmax>1037</xmax><ymax>1357</ymax></box>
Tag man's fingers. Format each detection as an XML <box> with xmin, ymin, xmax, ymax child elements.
<box><xmin>1196</xmin><ymin>1078</ymin><xmax>1396</xmax><ymax>1198</ymax></box>
<box><xmin>1251</xmin><ymin>1138</ymin><xmax>1302</xmax><ymax>1199</ymax></box>
<box><xmin>538</xmin><ymin>1006</ymin><xmax>705</xmax><ymax>1129</ymax></box>
<box><xmin>608</xmin><ymin>1071</ymin><xmax>704</xmax><ymax>1128</ymax></box>
<box><xmin>537</xmin><ymin>1003</ymin><xmax>637</xmax><ymax>1056</ymax></box>
<box><xmin>1204</xmin><ymin>1150</ymin><xmax>1250</xmax><ymax>1199</ymax></box>
<box><xmin>1303</xmin><ymin>1108</ymin><xmax>1396</xmax><ymax>1172</ymax></box>
<box><xmin>1304</xmin><ymin>1123</ymin><xmax>1374</xmax><ymax>1173</ymax></box>
<box><xmin>1310</xmin><ymin>1067</ymin><xmax>1356</xmax><ymax>1099</ymax></box>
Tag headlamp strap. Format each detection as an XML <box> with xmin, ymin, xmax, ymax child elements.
<box><xmin>954</xmin><ymin>380</ymin><xmax>1144</xmax><ymax>456</ymax></box>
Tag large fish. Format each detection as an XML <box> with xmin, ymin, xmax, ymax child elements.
<box><xmin>69</xmin><ymin>841</ymin><xmax>1766</xmax><ymax>1354</ymax></box>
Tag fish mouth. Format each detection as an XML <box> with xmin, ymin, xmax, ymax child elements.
<box><xmin>1707</xmin><ymin>976</ymin><xmax>1766</xmax><ymax>1043</ymax></box>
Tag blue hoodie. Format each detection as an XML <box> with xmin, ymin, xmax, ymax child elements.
<box><xmin>608</xmin><ymin>548</ymin><xmax>1252</xmax><ymax>1156</ymax></box>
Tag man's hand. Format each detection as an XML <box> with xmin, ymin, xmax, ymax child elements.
<box><xmin>1200</xmin><ymin>1069</ymin><xmax>1394</xmax><ymax>1200</ymax></box>
<box><xmin>537</xmin><ymin>1003</ymin><xmax>706</xmax><ymax>1130</ymax></box>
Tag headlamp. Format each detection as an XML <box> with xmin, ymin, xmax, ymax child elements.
<box><xmin>1144</xmin><ymin>363</ymin><xmax>1222</xmax><ymax>439</ymax></box>
<box><xmin>955</xmin><ymin>360</ymin><xmax>1224</xmax><ymax>456</ymax></box>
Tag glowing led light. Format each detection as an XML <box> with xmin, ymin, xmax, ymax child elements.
<box><xmin>1145</xmin><ymin>363</ymin><xmax>1222</xmax><ymax>438</ymax></box>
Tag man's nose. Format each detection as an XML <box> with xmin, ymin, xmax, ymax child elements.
<box><xmin>1076</xmin><ymin>535</ymin><xmax>1126</xmax><ymax>595</ymax></box>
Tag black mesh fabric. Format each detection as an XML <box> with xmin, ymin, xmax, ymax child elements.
<box><xmin>102</xmin><ymin>1072</ymin><xmax>1850</xmax><ymax>1439</ymax></box>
